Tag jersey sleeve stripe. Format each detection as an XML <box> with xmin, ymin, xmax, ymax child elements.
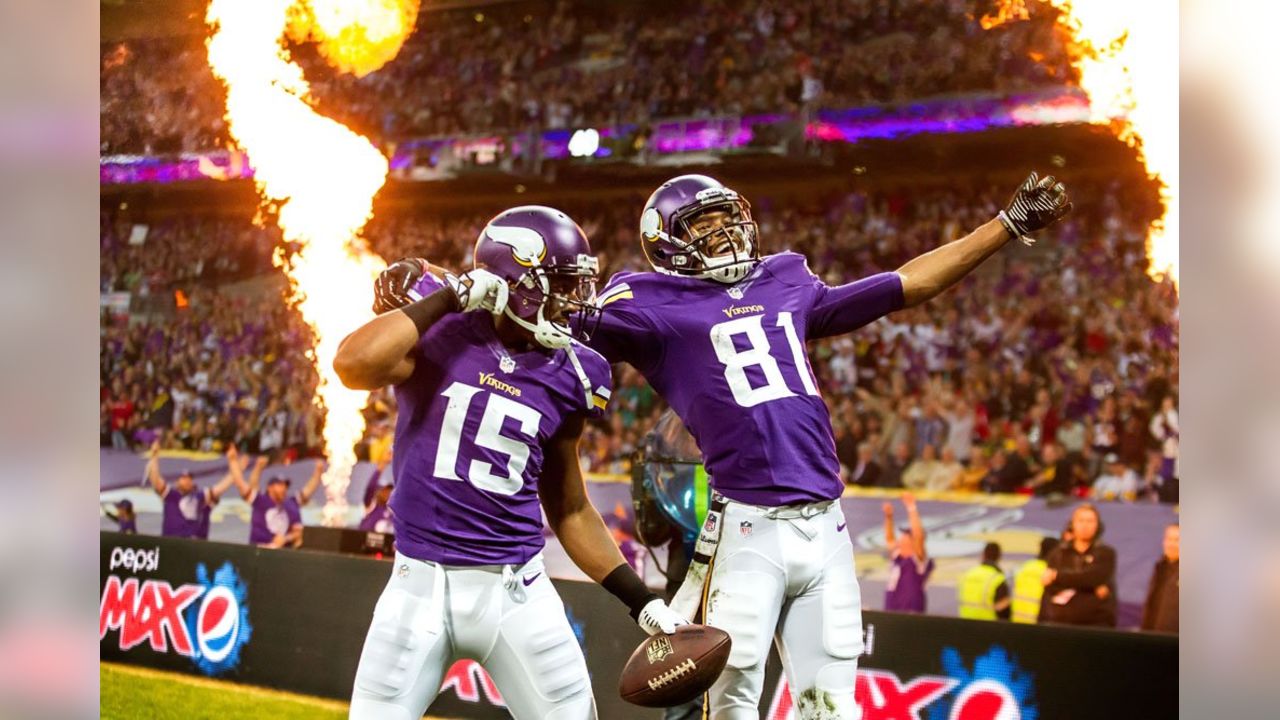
<box><xmin>598</xmin><ymin>282</ymin><xmax>631</xmax><ymax>298</ymax></box>
<box><xmin>600</xmin><ymin>290</ymin><xmax>634</xmax><ymax>307</ymax></box>
<box><xmin>597</xmin><ymin>283</ymin><xmax>632</xmax><ymax>303</ymax></box>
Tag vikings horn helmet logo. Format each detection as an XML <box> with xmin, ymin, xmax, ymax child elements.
<box><xmin>486</xmin><ymin>224</ymin><xmax>548</xmax><ymax>267</ymax></box>
<box><xmin>640</xmin><ymin>207</ymin><xmax>664</xmax><ymax>243</ymax></box>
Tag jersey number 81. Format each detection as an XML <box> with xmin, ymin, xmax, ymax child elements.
<box><xmin>709</xmin><ymin>312</ymin><xmax>819</xmax><ymax>408</ymax></box>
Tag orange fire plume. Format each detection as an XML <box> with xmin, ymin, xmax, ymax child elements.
<box><xmin>206</xmin><ymin>0</ymin><xmax>419</xmax><ymax>525</ymax></box>
<box><xmin>983</xmin><ymin>0</ymin><xmax>1178</xmax><ymax>290</ymax></box>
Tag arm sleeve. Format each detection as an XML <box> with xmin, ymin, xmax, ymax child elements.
<box><xmin>584</xmin><ymin>302</ymin><xmax>659</xmax><ymax>373</ymax></box>
<box><xmin>808</xmin><ymin>272</ymin><xmax>906</xmax><ymax>339</ymax></box>
<box><xmin>417</xmin><ymin>304</ymin><xmax>472</xmax><ymax>367</ymax></box>
<box><xmin>1053</xmin><ymin>546</ymin><xmax>1116</xmax><ymax>589</ymax></box>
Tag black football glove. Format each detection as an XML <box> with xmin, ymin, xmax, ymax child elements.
<box><xmin>998</xmin><ymin>171</ymin><xmax>1073</xmax><ymax>245</ymax></box>
<box><xmin>373</xmin><ymin>257</ymin><xmax>428</xmax><ymax>314</ymax></box>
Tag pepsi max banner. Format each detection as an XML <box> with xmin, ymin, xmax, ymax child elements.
<box><xmin>101</xmin><ymin>533</ymin><xmax>1174</xmax><ymax>719</ymax></box>
<box><xmin>98</xmin><ymin>532</ymin><xmax>648</xmax><ymax>719</ymax></box>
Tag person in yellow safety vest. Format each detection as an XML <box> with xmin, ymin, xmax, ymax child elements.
<box><xmin>958</xmin><ymin>542</ymin><xmax>1011</xmax><ymax>621</ymax></box>
<box><xmin>1012</xmin><ymin>536</ymin><xmax>1060</xmax><ymax>624</ymax></box>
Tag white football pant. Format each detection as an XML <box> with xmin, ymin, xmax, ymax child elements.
<box><xmin>704</xmin><ymin>500</ymin><xmax>863</xmax><ymax>720</ymax></box>
<box><xmin>349</xmin><ymin>551</ymin><xmax>595</xmax><ymax>720</ymax></box>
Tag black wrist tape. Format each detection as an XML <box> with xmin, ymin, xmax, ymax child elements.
<box><xmin>601</xmin><ymin>563</ymin><xmax>659</xmax><ymax>619</ymax></box>
<box><xmin>400</xmin><ymin>290</ymin><xmax>456</xmax><ymax>335</ymax></box>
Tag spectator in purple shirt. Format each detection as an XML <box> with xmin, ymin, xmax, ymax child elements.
<box><xmin>359</xmin><ymin>484</ymin><xmax>395</xmax><ymax>534</ymax></box>
<box><xmin>146</xmin><ymin>441</ymin><xmax>242</xmax><ymax>539</ymax></box>
<box><xmin>196</xmin><ymin>447</ymin><xmax>246</xmax><ymax>540</ymax></box>
<box><xmin>103</xmin><ymin>499</ymin><xmax>137</xmax><ymax>534</ymax></box>
<box><xmin>145</xmin><ymin>441</ymin><xmax>205</xmax><ymax>539</ymax></box>
<box><xmin>883</xmin><ymin>492</ymin><xmax>934</xmax><ymax>613</ymax></box>
<box><xmin>358</xmin><ymin>455</ymin><xmax>394</xmax><ymax>534</ymax></box>
<box><xmin>232</xmin><ymin>455</ymin><xmax>323</xmax><ymax>548</ymax></box>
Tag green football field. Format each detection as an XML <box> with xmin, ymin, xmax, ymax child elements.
<box><xmin>100</xmin><ymin>662</ymin><xmax>452</xmax><ymax>719</ymax></box>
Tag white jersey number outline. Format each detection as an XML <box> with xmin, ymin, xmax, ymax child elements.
<box><xmin>433</xmin><ymin>382</ymin><xmax>542</xmax><ymax>495</ymax></box>
<box><xmin>709</xmin><ymin>312</ymin><xmax>819</xmax><ymax>408</ymax></box>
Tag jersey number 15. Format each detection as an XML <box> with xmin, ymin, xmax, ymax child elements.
<box><xmin>433</xmin><ymin>382</ymin><xmax>542</xmax><ymax>496</ymax></box>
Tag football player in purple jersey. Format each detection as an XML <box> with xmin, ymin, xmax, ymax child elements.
<box><xmin>373</xmin><ymin>174</ymin><xmax>1071</xmax><ymax>719</ymax></box>
<box><xmin>337</xmin><ymin>206</ymin><xmax>686</xmax><ymax>720</ymax></box>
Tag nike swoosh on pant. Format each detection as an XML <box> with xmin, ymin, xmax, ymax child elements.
<box><xmin>836</xmin><ymin>523</ymin><xmax>847</xmax><ymax>532</ymax></box>
<box><xmin>522</xmin><ymin>573</ymin><xmax>541</xmax><ymax>586</ymax></box>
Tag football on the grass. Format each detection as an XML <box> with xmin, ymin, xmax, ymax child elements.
<box><xmin>618</xmin><ymin>624</ymin><xmax>732</xmax><ymax>707</ymax></box>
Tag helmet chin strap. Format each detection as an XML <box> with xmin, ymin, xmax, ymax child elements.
<box><xmin>504</xmin><ymin>303</ymin><xmax>572</xmax><ymax>349</ymax></box>
<box><xmin>499</xmin><ymin>283</ymin><xmax>593</xmax><ymax>411</ymax></box>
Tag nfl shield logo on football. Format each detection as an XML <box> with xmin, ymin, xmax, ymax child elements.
<box><xmin>727</xmin><ymin>286</ymin><xmax>744</xmax><ymax>299</ymax></box>
<box><xmin>647</xmin><ymin>635</ymin><xmax>674</xmax><ymax>664</ymax></box>
<box><xmin>740</xmin><ymin>520</ymin><xmax>753</xmax><ymax>537</ymax></box>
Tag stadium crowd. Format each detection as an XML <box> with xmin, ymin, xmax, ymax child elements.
<box><xmin>101</xmin><ymin>0</ymin><xmax>1073</xmax><ymax>155</ymax></box>
<box><xmin>100</xmin><ymin>210</ymin><xmax>277</xmax><ymax>294</ymax></box>
<box><xmin>100</xmin><ymin>177</ymin><xmax>1178</xmax><ymax>503</ymax></box>
<box><xmin>101</xmin><ymin>287</ymin><xmax>324</xmax><ymax>458</ymax></box>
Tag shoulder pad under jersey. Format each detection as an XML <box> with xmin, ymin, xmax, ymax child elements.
<box><xmin>756</xmin><ymin>251</ymin><xmax>819</xmax><ymax>287</ymax></box>
<box><xmin>596</xmin><ymin>270</ymin><xmax>688</xmax><ymax>310</ymax></box>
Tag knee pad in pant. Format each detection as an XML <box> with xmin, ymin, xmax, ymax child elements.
<box><xmin>821</xmin><ymin>558</ymin><xmax>864</xmax><ymax>659</ymax></box>
<box><xmin>353</xmin><ymin>588</ymin><xmax>440</xmax><ymax>700</ymax></box>
<box><xmin>707</xmin><ymin>569</ymin><xmax>780</xmax><ymax>672</ymax></box>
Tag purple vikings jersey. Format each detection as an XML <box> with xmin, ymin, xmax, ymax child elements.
<box><xmin>359</xmin><ymin>502</ymin><xmax>395</xmax><ymax>534</ymax></box>
<box><xmin>390</xmin><ymin>273</ymin><xmax>612</xmax><ymax>566</ymax></box>
<box><xmin>196</xmin><ymin>491</ymin><xmax>217</xmax><ymax>539</ymax></box>
<box><xmin>884</xmin><ymin>552</ymin><xmax>935</xmax><ymax>613</ymax></box>
<box><xmin>161</xmin><ymin>487</ymin><xmax>208</xmax><ymax>539</ymax></box>
<box><xmin>248</xmin><ymin>491</ymin><xmax>302</xmax><ymax>545</ymax></box>
<box><xmin>589</xmin><ymin>252</ymin><xmax>903</xmax><ymax>506</ymax></box>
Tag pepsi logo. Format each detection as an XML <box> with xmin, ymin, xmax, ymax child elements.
<box><xmin>102</xmin><ymin>560</ymin><xmax>252</xmax><ymax>677</ymax></box>
<box><xmin>196</xmin><ymin>585</ymin><xmax>240</xmax><ymax>664</ymax></box>
<box><xmin>949</xmin><ymin>679</ymin><xmax>1021</xmax><ymax>720</ymax></box>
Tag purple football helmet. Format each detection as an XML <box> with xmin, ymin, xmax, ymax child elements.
<box><xmin>473</xmin><ymin>205</ymin><xmax>600</xmax><ymax>349</ymax></box>
<box><xmin>639</xmin><ymin>174</ymin><xmax>760</xmax><ymax>284</ymax></box>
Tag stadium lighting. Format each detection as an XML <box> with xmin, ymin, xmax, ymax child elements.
<box><xmin>568</xmin><ymin>128</ymin><xmax>600</xmax><ymax>158</ymax></box>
